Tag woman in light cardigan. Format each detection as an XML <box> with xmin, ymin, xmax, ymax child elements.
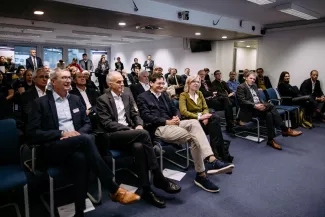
<box><xmin>179</xmin><ymin>75</ymin><xmax>233</xmax><ymax>162</ymax></box>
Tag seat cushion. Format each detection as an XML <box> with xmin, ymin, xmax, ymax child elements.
<box><xmin>275</xmin><ymin>105</ymin><xmax>299</xmax><ymax>111</ymax></box>
<box><xmin>0</xmin><ymin>165</ymin><xmax>27</xmax><ymax>192</ymax></box>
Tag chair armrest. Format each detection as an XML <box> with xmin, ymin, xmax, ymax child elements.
<box><xmin>280</xmin><ymin>96</ymin><xmax>293</xmax><ymax>106</ymax></box>
<box><xmin>268</xmin><ymin>99</ymin><xmax>281</xmax><ymax>105</ymax></box>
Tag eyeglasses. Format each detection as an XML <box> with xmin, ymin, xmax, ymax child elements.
<box><xmin>76</xmin><ymin>76</ymin><xmax>85</xmax><ymax>79</ymax></box>
<box><xmin>60</xmin><ymin>76</ymin><xmax>72</xmax><ymax>81</ymax></box>
<box><xmin>37</xmin><ymin>75</ymin><xmax>49</xmax><ymax>79</ymax></box>
<box><xmin>110</xmin><ymin>80</ymin><xmax>124</xmax><ymax>85</ymax></box>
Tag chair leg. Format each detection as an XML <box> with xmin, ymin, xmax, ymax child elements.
<box><xmin>0</xmin><ymin>203</ymin><xmax>22</xmax><ymax>217</ymax></box>
<box><xmin>87</xmin><ymin>178</ymin><xmax>102</xmax><ymax>205</ymax></box>
<box><xmin>112</xmin><ymin>158</ymin><xmax>116</xmax><ymax>182</ymax></box>
<box><xmin>24</xmin><ymin>184</ymin><xmax>30</xmax><ymax>217</ymax></box>
<box><xmin>50</xmin><ymin>176</ymin><xmax>54</xmax><ymax>217</ymax></box>
<box><xmin>256</xmin><ymin>119</ymin><xmax>261</xmax><ymax>143</ymax></box>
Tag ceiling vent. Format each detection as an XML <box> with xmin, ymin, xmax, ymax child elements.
<box><xmin>45</xmin><ymin>40</ymin><xmax>76</xmax><ymax>45</ymax></box>
<box><xmin>136</xmin><ymin>25</ymin><xmax>163</xmax><ymax>30</ymax></box>
<box><xmin>101</xmin><ymin>39</ymin><xmax>130</xmax><ymax>43</ymax></box>
<box><xmin>122</xmin><ymin>36</ymin><xmax>154</xmax><ymax>40</ymax></box>
<box><xmin>56</xmin><ymin>36</ymin><xmax>91</xmax><ymax>41</ymax></box>
<box><xmin>72</xmin><ymin>30</ymin><xmax>112</xmax><ymax>37</ymax></box>
<box><xmin>0</xmin><ymin>31</ymin><xmax>41</xmax><ymax>37</ymax></box>
<box><xmin>0</xmin><ymin>23</ymin><xmax>54</xmax><ymax>32</ymax></box>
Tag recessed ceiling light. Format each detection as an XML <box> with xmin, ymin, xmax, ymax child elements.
<box><xmin>246</xmin><ymin>45</ymin><xmax>251</xmax><ymax>47</ymax></box>
<box><xmin>239</xmin><ymin>41</ymin><xmax>245</xmax><ymax>42</ymax></box>
<box><xmin>119</xmin><ymin>22</ymin><xmax>126</xmax><ymax>26</ymax></box>
<box><xmin>195</xmin><ymin>32</ymin><xmax>201</xmax><ymax>36</ymax></box>
<box><xmin>246</xmin><ymin>0</ymin><xmax>276</xmax><ymax>5</ymax></box>
<box><xmin>34</xmin><ymin>11</ymin><xmax>44</xmax><ymax>15</ymax></box>
<box><xmin>222</xmin><ymin>36</ymin><xmax>227</xmax><ymax>39</ymax></box>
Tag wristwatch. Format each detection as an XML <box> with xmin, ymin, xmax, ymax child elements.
<box><xmin>198</xmin><ymin>113</ymin><xmax>202</xmax><ymax>120</ymax></box>
<box><xmin>61</xmin><ymin>130</ymin><xmax>64</xmax><ymax>136</ymax></box>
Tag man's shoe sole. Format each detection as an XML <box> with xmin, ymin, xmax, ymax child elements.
<box><xmin>207</xmin><ymin>165</ymin><xmax>234</xmax><ymax>175</ymax></box>
<box><xmin>194</xmin><ymin>180</ymin><xmax>220</xmax><ymax>193</ymax></box>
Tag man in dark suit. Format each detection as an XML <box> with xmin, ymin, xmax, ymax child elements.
<box><xmin>121</xmin><ymin>69</ymin><xmax>136</xmax><ymax>87</ymax></box>
<box><xmin>236</xmin><ymin>71</ymin><xmax>302</xmax><ymax>150</ymax></box>
<box><xmin>27</xmin><ymin>69</ymin><xmax>140</xmax><ymax>217</ymax></box>
<box><xmin>131</xmin><ymin>58</ymin><xmax>141</xmax><ymax>72</ymax></box>
<box><xmin>300</xmin><ymin>70</ymin><xmax>325</xmax><ymax>121</ymax></box>
<box><xmin>21</xmin><ymin>68</ymin><xmax>49</xmax><ymax>124</ymax></box>
<box><xmin>137</xmin><ymin>73</ymin><xmax>234</xmax><ymax>193</ymax></box>
<box><xmin>143</xmin><ymin>55</ymin><xmax>154</xmax><ymax>73</ymax></box>
<box><xmin>26</xmin><ymin>49</ymin><xmax>43</xmax><ymax>71</ymax></box>
<box><xmin>114</xmin><ymin>57</ymin><xmax>124</xmax><ymax>71</ymax></box>
<box><xmin>130</xmin><ymin>70</ymin><xmax>150</xmax><ymax>101</ymax></box>
<box><xmin>255</xmin><ymin>68</ymin><xmax>272</xmax><ymax>90</ymax></box>
<box><xmin>96</xmin><ymin>71</ymin><xmax>181</xmax><ymax>208</ymax></box>
<box><xmin>70</xmin><ymin>71</ymin><xmax>99</xmax><ymax>114</ymax></box>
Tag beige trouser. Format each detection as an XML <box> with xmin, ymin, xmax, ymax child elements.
<box><xmin>155</xmin><ymin>119</ymin><xmax>213</xmax><ymax>173</ymax></box>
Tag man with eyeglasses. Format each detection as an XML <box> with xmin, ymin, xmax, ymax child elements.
<box><xmin>27</xmin><ymin>69</ymin><xmax>141</xmax><ymax>217</ymax></box>
<box><xmin>96</xmin><ymin>71</ymin><xmax>181</xmax><ymax>209</ymax></box>
<box><xmin>21</xmin><ymin>68</ymin><xmax>49</xmax><ymax>124</ymax></box>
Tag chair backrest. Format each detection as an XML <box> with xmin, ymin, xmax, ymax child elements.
<box><xmin>266</xmin><ymin>88</ymin><xmax>278</xmax><ymax>100</ymax></box>
<box><xmin>257</xmin><ymin>90</ymin><xmax>267</xmax><ymax>102</ymax></box>
<box><xmin>0</xmin><ymin>119</ymin><xmax>19</xmax><ymax>165</ymax></box>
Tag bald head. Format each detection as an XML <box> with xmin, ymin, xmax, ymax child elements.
<box><xmin>107</xmin><ymin>71</ymin><xmax>124</xmax><ymax>95</ymax></box>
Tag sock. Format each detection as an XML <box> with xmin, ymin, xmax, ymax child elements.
<box><xmin>197</xmin><ymin>171</ymin><xmax>206</xmax><ymax>177</ymax></box>
<box><xmin>152</xmin><ymin>168</ymin><xmax>165</xmax><ymax>181</ymax></box>
<box><xmin>205</xmin><ymin>155</ymin><xmax>216</xmax><ymax>163</ymax></box>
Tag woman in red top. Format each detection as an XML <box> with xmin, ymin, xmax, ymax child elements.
<box><xmin>68</xmin><ymin>58</ymin><xmax>83</xmax><ymax>72</ymax></box>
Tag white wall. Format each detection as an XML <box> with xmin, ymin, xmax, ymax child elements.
<box><xmin>111</xmin><ymin>38</ymin><xmax>217</xmax><ymax>76</ymax></box>
<box><xmin>235</xmin><ymin>47</ymin><xmax>257</xmax><ymax>72</ymax></box>
<box><xmin>257</xmin><ymin>25</ymin><xmax>325</xmax><ymax>89</ymax></box>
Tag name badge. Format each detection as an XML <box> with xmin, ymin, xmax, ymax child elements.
<box><xmin>72</xmin><ymin>108</ymin><xmax>80</xmax><ymax>113</ymax></box>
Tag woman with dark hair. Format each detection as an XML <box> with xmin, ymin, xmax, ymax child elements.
<box><xmin>95</xmin><ymin>55</ymin><xmax>109</xmax><ymax>94</ymax></box>
<box><xmin>277</xmin><ymin>71</ymin><xmax>315</xmax><ymax>128</ymax></box>
<box><xmin>68</xmin><ymin>58</ymin><xmax>83</xmax><ymax>72</ymax></box>
<box><xmin>0</xmin><ymin>71</ymin><xmax>14</xmax><ymax>119</ymax></box>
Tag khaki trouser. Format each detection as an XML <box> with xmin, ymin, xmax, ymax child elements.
<box><xmin>155</xmin><ymin>119</ymin><xmax>213</xmax><ymax>173</ymax></box>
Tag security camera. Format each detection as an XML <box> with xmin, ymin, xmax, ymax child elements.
<box><xmin>178</xmin><ymin>11</ymin><xmax>189</xmax><ymax>20</ymax></box>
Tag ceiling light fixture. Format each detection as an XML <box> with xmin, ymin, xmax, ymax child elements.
<box><xmin>246</xmin><ymin>0</ymin><xmax>276</xmax><ymax>5</ymax></box>
<box><xmin>222</xmin><ymin>36</ymin><xmax>227</xmax><ymax>39</ymax></box>
<box><xmin>246</xmin><ymin>45</ymin><xmax>251</xmax><ymax>47</ymax></box>
<box><xmin>34</xmin><ymin>11</ymin><xmax>44</xmax><ymax>15</ymax></box>
<box><xmin>239</xmin><ymin>41</ymin><xmax>245</xmax><ymax>42</ymax></box>
<box><xmin>276</xmin><ymin>3</ymin><xmax>319</xmax><ymax>20</ymax></box>
<box><xmin>119</xmin><ymin>22</ymin><xmax>126</xmax><ymax>26</ymax></box>
<box><xmin>195</xmin><ymin>32</ymin><xmax>201</xmax><ymax>36</ymax></box>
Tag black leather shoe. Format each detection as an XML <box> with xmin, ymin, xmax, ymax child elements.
<box><xmin>153</xmin><ymin>178</ymin><xmax>181</xmax><ymax>194</ymax></box>
<box><xmin>226</xmin><ymin>127</ymin><xmax>236</xmax><ymax>134</ymax></box>
<box><xmin>142</xmin><ymin>190</ymin><xmax>166</xmax><ymax>208</ymax></box>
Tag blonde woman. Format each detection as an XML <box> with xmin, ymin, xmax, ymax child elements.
<box><xmin>179</xmin><ymin>75</ymin><xmax>233</xmax><ymax>162</ymax></box>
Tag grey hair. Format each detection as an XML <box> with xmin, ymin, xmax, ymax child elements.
<box><xmin>82</xmin><ymin>70</ymin><xmax>90</xmax><ymax>75</ymax></box>
<box><xmin>50</xmin><ymin>68</ymin><xmax>69</xmax><ymax>80</ymax></box>
<box><xmin>139</xmin><ymin>70</ymin><xmax>149</xmax><ymax>77</ymax></box>
<box><xmin>32</xmin><ymin>68</ymin><xmax>45</xmax><ymax>78</ymax></box>
<box><xmin>106</xmin><ymin>71</ymin><xmax>121</xmax><ymax>83</ymax></box>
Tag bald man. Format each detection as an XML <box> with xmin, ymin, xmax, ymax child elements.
<box><xmin>26</xmin><ymin>49</ymin><xmax>43</xmax><ymax>70</ymax></box>
<box><xmin>96</xmin><ymin>71</ymin><xmax>181</xmax><ymax>208</ymax></box>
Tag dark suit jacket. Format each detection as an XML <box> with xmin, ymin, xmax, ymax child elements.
<box><xmin>130</xmin><ymin>83</ymin><xmax>145</xmax><ymax>101</ymax></box>
<box><xmin>211</xmin><ymin>80</ymin><xmax>233</xmax><ymax>97</ymax></box>
<box><xmin>95</xmin><ymin>61</ymin><xmax>109</xmax><ymax>76</ymax></box>
<box><xmin>137</xmin><ymin>90</ymin><xmax>178</xmax><ymax>134</ymax></box>
<box><xmin>26</xmin><ymin>56</ymin><xmax>43</xmax><ymax>70</ymax></box>
<box><xmin>69</xmin><ymin>87</ymin><xmax>99</xmax><ymax>109</ymax></box>
<box><xmin>123</xmin><ymin>74</ymin><xmax>136</xmax><ymax>87</ymax></box>
<box><xmin>143</xmin><ymin>60</ymin><xmax>154</xmax><ymax>71</ymax></box>
<box><xmin>27</xmin><ymin>93</ymin><xmax>91</xmax><ymax>145</ymax></box>
<box><xmin>300</xmin><ymin>78</ymin><xmax>324</xmax><ymax>99</ymax></box>
<box><xmin>199</xmin><ymin>80</ymin><xmax>214</xmax><ymax>98</ymax></box>
<box><xmin>96</xmin><ymin>90</ymin><xmax>143</xmax><ymax>133</ymax></box>
<box><xmin>131</xmin><ymin>63</ymin><xmax>141</xmax><ymax>71</ymax></box>
<box><xmin>255</xmin><ymin>76</ymin><xmax>272</xmax><ymax>89</ymax></box>
<box><xmin>278</xmin><ymin>83</ymin><xmax>300</xmax><ymax>98</ymax></box>
<box><xmin>115</xmin><ymin>62</ymin><xmax>124</xmax><ymax>71</ymax></box>
<box><xmin>21</xmin><ymin>86</ymin><xmax>40</xmax><ymax>123</ymax></box>
<box><xmin>167</xmin><ymin>75</ymin><xmax>183</xmax><ymax>86</ymax></box>
<box><xmin>236</xmin><ymin>83</ymin><xmax>264</xmax><ymax>122</ymax></box>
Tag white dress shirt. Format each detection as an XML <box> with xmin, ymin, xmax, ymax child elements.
<box><xmin>189</xmin><ymin>92</ymin><xmax>198</xmax><ymax>104</ymax></box>
<box><xmin>311</xmin><ymin>78</ymin><xmax>316</xmax><ymax>94</ymax></box>
<box><xmin>246</xmin><ymin>83</ymin><xmax>260</xmax><ymax>104</ymax></box>
<box><xmin>150</xmin><ymin>90</ymin><xmax>161</xmax><ymax>99</ymax></box>
<box><xmin>35</xmin><ymin>86</ymin><xmax>46</xmax><ymax>98</ymax></box>
<box><xmin>77</xmin><ymin>87</ymin><xmax>92</xmax><ymax>109</ymax></box>
<box><xmin>53</xmin><ymin>91</ymin><xmax>75</xmax><ymax>132</ymax></box>
<box><xmin>140</xmin><ymin>82</ymin><xmax>150</xmax><ymax>91</ymax></box>
<box><xmin>111</xmin><ymin>91</ymin><xmax>129</xmax><ymax>126</ymax></box>
<box><xmin>32</xmin><ymin>56</ymin><xmax>37</xmax><ymax>70</ymax></box>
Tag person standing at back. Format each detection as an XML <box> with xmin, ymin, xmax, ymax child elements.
<box><xmin>95</xmin><ymin>55</ymin><xmax>110</xmax><ymax>94</ymax></box>
<box><xmin>26</xmin><ymin>49</ymin><xmax>43</xmax><ymax>71</ymax></box>
<box><xmin>115</xmin><ymin>57</ymin><xmax>124</xmax><ymax>72</ymax></box>
<box><xmin>143</xmin><ymin>55</ymin><xmax>154</xmax><ymax>73</ymax></box>
<box><xmin>79</xmin><ymin>53</ymin><xmax>94</xmax><ymax>73</ymax></box>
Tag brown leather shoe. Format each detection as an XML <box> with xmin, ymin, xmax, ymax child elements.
<box><xmin>267</xmin><ymin>140</ymin><xmax>282</xmax><ymax>150</ymax></box>
<box><xmin>282</xmin><ymin>128</ymin><xmax>302</xmax><ymax>137</ymax></box>
<box><xmin>110</xmin><ymin>188</ymin><xmax>140</xmax><ymax>205</ymax></box>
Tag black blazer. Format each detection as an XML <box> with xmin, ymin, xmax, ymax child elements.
<box><xmin>199</xmin><ymin>80</ymin><xmax>214</xmax><ymax>98</ymax></box>
<box><xmin>143</xmin><ymin>60</ymin><xmax>154</xmax><ymax>72</ymax></box>
<box><xmin>96</xmin><ymin>90</ymin><xmax>143</xmax><ymax>133</ymax></box>
<box><xmin>21</xmin><ymin>86</ymin><xmax>41</xmax><ymax>123</ymax></box>
<box><xmin>27</xmin><ymin>93</ymin><xmax>91</xmax><ymax>145</ymax></box>
<box><xmin>95</xmin><ymin>61</ymin><xmax>109</xmax><ymax>76</ymax></box>
<box><xmin>123</xmin><ymin>74</ymin><xmax>136</xmax><ymax>87</ymax></box>
<box><xmin>69</xmin><ymin>87</ymin><xmax>99</xmax><ymax>109</ymax></box>
<box><xmin>137</xmin><ymin>90</ymin><xmax>178</xmax><ymax>134</ymax></box>
<box><xmin>130</xmin><ymin>83</ymin><xmax>145</xmax><ymax>101</ymax></box>
<box><xmin>278</xmin><ymin>83</ymin><xmax>300</xmax><ymax>98</ymax></box>
<box><xmin>115</xmin><ymin>62</ymin><xmax>124</xmax><ymax>71</ymax></box>
<box><xmin>26</xmin><ymin>56</ymin><xmax>43</xmax><ymax>70</ymax></box>
<box><xmin>300</xmin><ymin>78</ymin><xmax>324</xmax><ymax>99</ymax></box>
<box><xmin>255</xmin><ymin>76</ymin><xmax>272</xmax><ymax>89</ymax></box>
<box><xmin>131</xmin><ymin>63</ymin><xmax>141</xmax><ymax>71</ymax></box>
<box><xmin>167</xmin><ymin>75</ymin><xmax>183</xmax><ymax>86</ymax></box>
<box><xmin>211</xmin><ymin>80</ymin><xmax>233</xmax><ymax>97</ymax></box>
<box><xmin>236</xmin><ymin>83</ymin><xmax>264</xmax><ymax>122</ymax></box>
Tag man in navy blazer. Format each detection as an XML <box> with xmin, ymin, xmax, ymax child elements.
<box><xmin>26</xmin><ymin>49</ymin><xmax>44</xmax><ymax>71</ymax></box>
<box><xmin>27</xmin><ymin>68</ymin><xmax>140</xmax><ymax>217</ymax></box>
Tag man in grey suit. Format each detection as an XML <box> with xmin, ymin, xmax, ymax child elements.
<box><xmin>143</xmin><ymin>55</ymin><xmax>154</xmax><ymax>73</ymax></box>
<box><xmin>96</xmin><ymin>71</ymin><xmax>181</xmax><ymax>208</ymax></box>
<box><xmin>79</xmin><ymin>53</ymin><xmax>94</xmax><ymax>72</ymax></box>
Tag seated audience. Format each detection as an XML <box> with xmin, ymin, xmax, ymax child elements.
<box><xmin>236</xmin><ymin>71</ymin><xmax>302</xmax><ymax>150</ymax></box>
<box><xmin>203</xmin><ymin>68</ymin><xmax>211</xmax><ymax>82</ymax></box>
<box><xmin>0</xmin><ymin>56</ymin><xmax>7</xmax><ymax>69</ymax></box>
<box><xmin>122</xmin><ymin>69</ymin><xmax>136</xmax><ymax>87</ymax></box>
<box><xmin>277</xmin><ymin>71</ymin><xmax>314</xmax><ymax>127</ymax></box>
<box><xmin>21</xmin><ymin>68</ymin><xmax>49</xmax><ymax>124</ymax></box>
<box><xmin>131</xmin><ymin>58</ymin><xmax>141</xmax><ymax>72</ymax></box>
<box><xmin>12</xmin><ymin>69</ymin><xmax>34</xmax><ymax>104</ymax></box>
<box><xmin>167</xmin><ymin>68</ymin><xmax>184</xmax><ymax>95</ymax></box>
<box><xmin>130</xmin><ymin>70</ymin><xmax>150</xmax><ymax>101</ymax></box>
<box><xmin>179</xmin><ymin>75</ymin><xmax>233</xmax><ymax>162</ymax></box>
<box><xmin>6</xmin><ymin>57</ymin><xmax>16</xmax><ymax>72</ymax></box>
<box><xmin>27</xmin><ymin>69</ymin><xmax>140</xmax><ymax>217</ymax></box>
<box><xmin>181</xmin><ymin>68</ymin><xmax>190</xmax><ymax>84</ymax></box>
<box><xmin>96</xmin><ymin>71</ymin><xmax>181</xmax><ymax>208</ymax></box>
<box><xmin>56</xmin><ymin>59</ymin><xmax>65</xmax><ymax>69</ymax></box>
<box><xmin>255</xmin><ymin>68</ymin><xmax>272</xmax><ymax>90</ymax></box>
<box><xmin>70</xmin><ymin>71</ymin><xmax>99</xmax><ymax>114</ymax></box>
<box><xmin>82</xmin><ymin>70</ymin><xmax>98</xmax><ymax>90</ymax></box>
<box><xmin>131</xmin><ymin>66</ymin><xmax>140</xmax><ymax>84</ymax></box>
<box><xmin>198</xmin><ymin>70</ymin><xmax>235</xmax><ymax>133</ymax></box>
<box><xmin>164</xmin><ymin>67</ymin><xmax>171</xmax><ymax>80</ymax></box>
<box><xmin>0</xmin><ymin>71</ymin><xmax>14</xmax><ymax>119</ymax></box>
<box><xmin>227</xmin><ymin>71</ymin><xmax>240</xmax><ymax>93</ymax></box>
<box><xmin>68</xmin><ymin>58</ymin><xmax>83</xmax><ymax>72</ymax></box>
<box><xmin>137</xmin><ymin>73</ymin><xmax>234</xmax><ymax>193</ymax></box>
<box><xmin>300</xmin><ymin>70</ymin><xmax>325</xmax><ymax>122</ymax></box>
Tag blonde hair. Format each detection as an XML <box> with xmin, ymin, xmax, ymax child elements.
<box><xmin>184</xmin><ymin>75</ymin><xmax>201</xmax><ymax>93</ymax></box>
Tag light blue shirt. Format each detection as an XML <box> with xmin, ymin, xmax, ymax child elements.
<box><xmin>227</xmin><ymin>80</ymin><xmax>240</xmax><ymax>93</ymax></box>
<box><xmin>53</xmin><ymin>91</ymin><xmax>75</xmax><ymax>132</ymax></box>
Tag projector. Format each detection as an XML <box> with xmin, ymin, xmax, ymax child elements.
<box><xmin>178</xmin><ymin>11</ymin><xmax>189</xmax><ymax>20</ymax></box>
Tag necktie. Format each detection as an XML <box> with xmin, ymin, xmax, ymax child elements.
<box><xmin>33</xmin><ymin>57</ymin><xmax>37</xmax><ymax>70</ymax></box>
<box><xmin>175</xmin><ymin>76</ymin><xmax>179</xmax><ymax>86</ymax></box>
